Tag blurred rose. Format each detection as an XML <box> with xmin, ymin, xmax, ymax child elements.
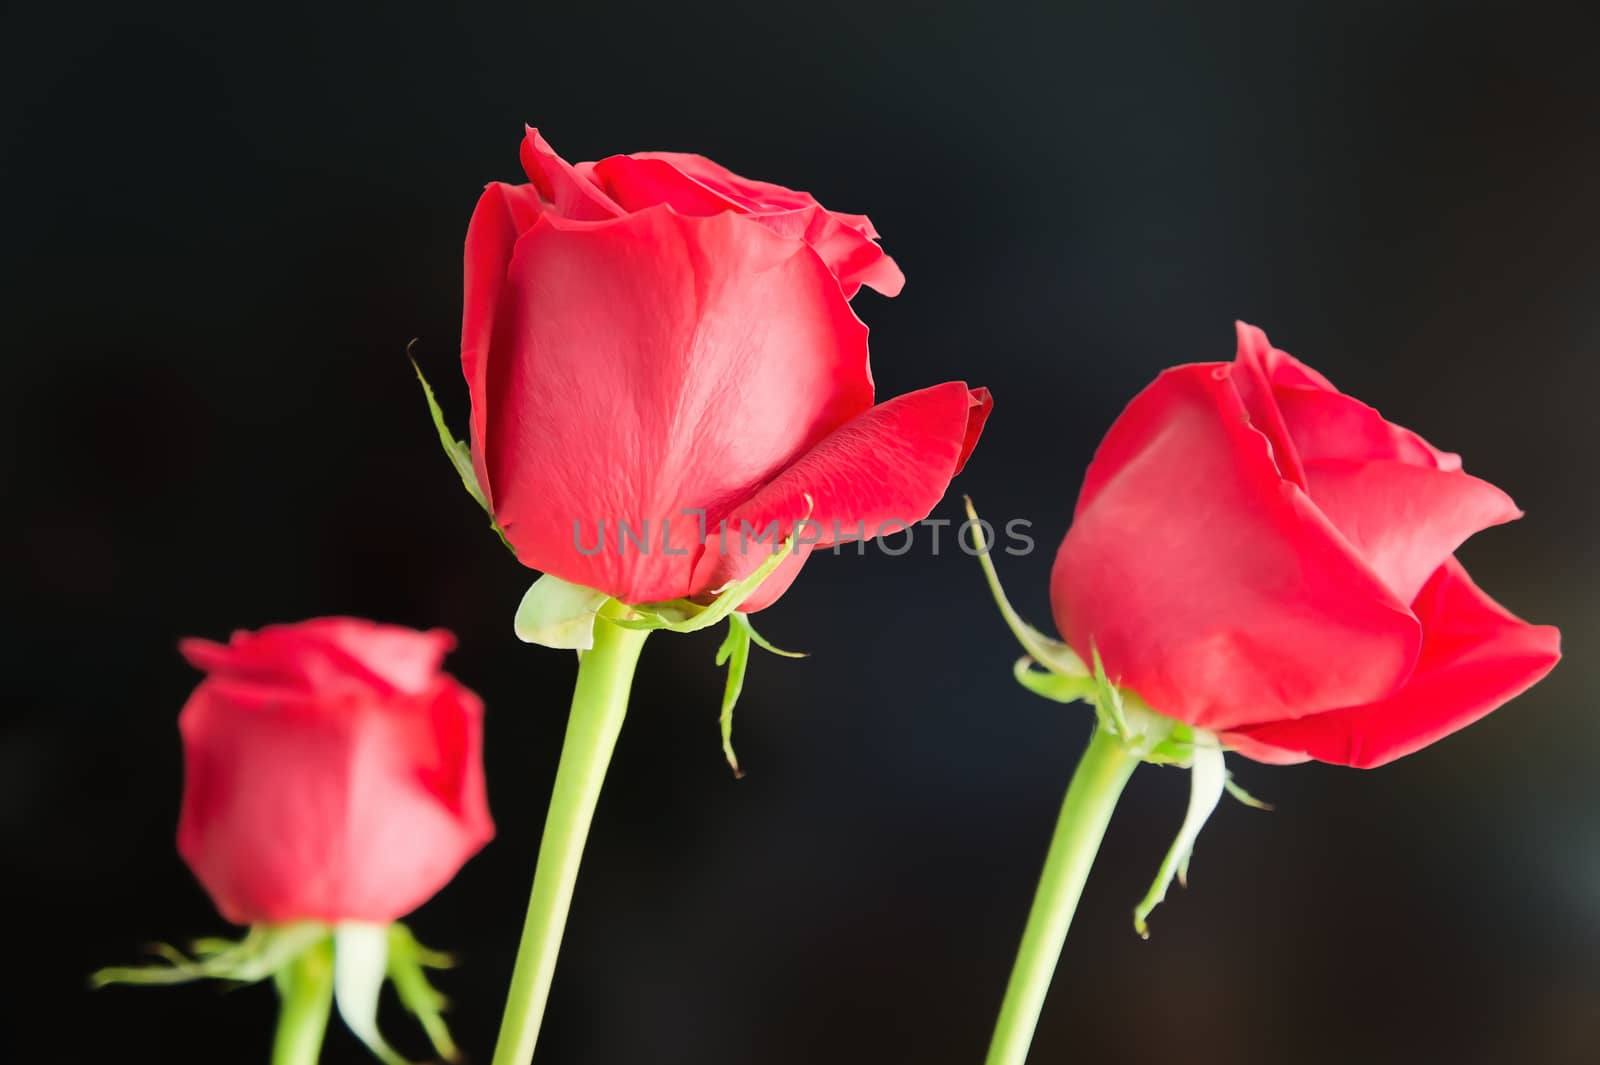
<box><xmin>1051</xmin><ymin>322</ymin><xmax>1559</xmax><ymax>768</ymax></box>
<box><xmin>176</xmin><ymin>618</ymin><xmax>494</xmax><ymax>924</ymax></box>
<box><xmin>460</xmin><ymin>127</ymin><xmax>990</xmax><ymax>610</ymax></box>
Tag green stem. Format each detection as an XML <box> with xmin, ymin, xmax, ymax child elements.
<box><xmin>984</xmin><ymin>724</ymin><xmax>1139</xmax><ymax>1065</ymax></box>
<box><xmin>270</xmin><ymin>939</ymin><xmax>334</xmax><ymax>1065</ymax></box>
<box><xmin>491</xmin><ymin>614</ymin><xmax>650</xmax><ymax>1065</ymax></box>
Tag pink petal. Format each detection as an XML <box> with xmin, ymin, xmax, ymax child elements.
<box><xmin>590</xmin><ymin>153</ymin><xmax>749</xmax><ymax>215</ymax></box>
<box><xmin>481</xmin><ymin>207</ymin><xmax>874</xmax><ymax>604</ymax></box>
<box><xmin>630</xmin><ymin>150</ymin><xmax>825</xmax><ymax>213</ymax></box>
<box><xmin>1052</xmin><ymin>362</ymin><xmax>1422</xmax><ymax>731</ymax></box>
<box><xmin>1278</xmin><ymin>385</ymin><xmax>1463</xmax><ymax>470</ymax></box>
<box><xmin>518</xmin><ymin>127</ymin><xmax>622</xmax><ymax>221</ymax></box>
<box><xmin>178</xmin><ymin>619</ymin><xmax>455</xmax><ymax>697</ymax></box>
<box><xmin>1234</xmin><ymin>322</ymin><xmax>1461</xmax><ymax>474</ymax></box>
<box><xmin>593</xmin><ymin>153</ymin><xmax>903</xmax><ymax>298</ymax></box>
<box><xmin>694</xmin><ymin>382</ymin><xmax>992</xmax><ymax>609</ymax></box>
<box><xmin>955</xmin><ymin>386</ymin><xmax>993</xmax><ymax>472</ymax></box>
<box><xmin>1303</xmin><ymin>458</ymin><xmax>1522</xmax><ymax>604</ymax></box>
<box><xmin>299</xmin><ymin>619</ymin><xmax>456</xmax><ymax>695</ymax></box>
<box><xmin>719</xmin><ymin>546</ymin><xmax>809</xmax><ymax>615</ymax></box>
<box><xmin>461</xmin><ymin>180</ymin><xmax>549</xmax><ymax>508</ymax></box>
<box><xmin>1235</xmin><ymin>319</ymin><xmax>1465</xmax><ymax>473</ymax></box>
<box><xmin>1225</xmin><ymin>559</ymin><xmax>1560</xmax><ymax>767</ymax></box>
<box><xmin>1230</xmin><ymin>322</ymin><xmax>1310</xmax><ymax>489</ymax></box>
<box><xmin>752</xmin><ymin>205</ymin><xmax>905</xmax><ymax>298</ymax></box>
<box><xmin>176</xmin><ymin>679</ymin><xmax>493</xmax><ymax>924</ymax></box>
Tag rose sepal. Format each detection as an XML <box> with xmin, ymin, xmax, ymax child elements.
<box><xmin>514</xmin><ymin>574</ymin><xmax>610</xmax><ymax>650</ymax></box>
<box><xmin>333</xmin><ymin>922</ymin><xmax>461</xmax><ymax>1065</ymax></box>
<box><xmin>621</xmin><ymin>519</ymin><xmax>808</xmax><ymax>775</ymax></box>
<box><xmin>967</xmin><ymin>497</ymin><xmax>1270</xmax><ymax>937</ymax></box>
<box><xmin>94</xmin><ymin>921</ymin><xmax>463</xmax><ymax>1064</ymax></box>
<box><xmin>608</xmin><ymin>494</ymin><xmax>813</xmax><ymax>635</ymax></box>
<box><xmin>412</xmin><ymin>352</ymin><xmax>511</xmax><ymax>551</ymax></box>
<box><xmin>91</xmin><ymin>921</ymin><xmax>330</xmax><ymax>988</ymax></box>
<box><xmin>514</xmin><ymin>506</ymin><xmax>810</xmax><ymax>775</ymax></box>
<box><xmin>1131</xmin><ymin>737</ymin><xmax>1226</xmax><ymax>938</ymax></box>
<box><xmin>968</xmin><ymin>497</ymin><xmax>1183</xmax><ymax>758</ymax></box>
<box><xmin>964</xmin><ymin>496</ymin><xmax>1091</xmax><ymax>679</ymax></box>
<box><xmin>715</xmin><ymin>611</ymin><xmax>806</xmax><ymax>776</ymax></box>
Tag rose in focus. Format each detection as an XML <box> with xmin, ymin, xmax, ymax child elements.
<box><xmin>176</xmin><ymin>618</ymin><xmax>494</xmax><ymax>924</ymax></box>
<box><xmin>461</xmin><ymin>128</ymin><xmax>991</xmax><ymax>611</ymax></box>
<box><xmin>1051</xmin><ymin>322</ymin><xmax>1559</xmax><ymax>768</ymax></box>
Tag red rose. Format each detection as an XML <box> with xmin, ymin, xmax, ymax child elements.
<box><xmin>1051</xmin><ymin>323</ymin><xmax>1559</xmax><ymax>768</ymax></box>
<box><xmin>176</xmin><ymin>619</ymin><xmax>494</xmax><ymax>924</ymax></box>
<box><xmin>460</xmin><ymin>128</ymin><xmax>991</xmax><ymax>610</ymax></box>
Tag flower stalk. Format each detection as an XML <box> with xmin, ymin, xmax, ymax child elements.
<box><xmin>270</xmin><ymin>939</ymin><xmax>335</xmax><ymax>1065</ymax></box>
<box><xmin>491</xmin><ymin>610</ymin><xmax>650</xmax><ymax>1065</ymax></box>
<box><xmin>983</xmin><ymin>724</ymin><xmax>1139</xmax><ymax>1065</ymax></box>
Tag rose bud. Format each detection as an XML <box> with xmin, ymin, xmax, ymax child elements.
<box><xmin>176</xmin><ymin>618</ymin><xmax>493</xmax><ymax>921</ymax></box>
<box><xmin>970</xmin><ymin>323</ymin><xmax>1558</xmax><ymax>1065</ymax></box>
<box><xmin>94</xmin><ymin>618</ymin><xmax>494</xmax><ymax>1065</ymax></box>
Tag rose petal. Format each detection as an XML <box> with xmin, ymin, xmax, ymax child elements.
<box><xmin>177</xmin><ymin>679</ymin><xmax>492</xmax><ymax>924</ymax></box>
<box><xmin>751</xmin><ymin>205</ymin><xmax>905</xmax><ymax>298</ymax></box>
<box><xmin>300</xmin><ymin>620</ymin><xmax>456</xmax><ymax>695</ymax></box>
<box><xmin>1233</xmin><ymin>321</ymin><xmax>1338</xmax><ymax>393</ymax></box>
<box><xmin>720</xmin><ymin>546</ymin><xmax>809</xmax><ymax>615</ymax></box>
<box><xmin>179</xmin><ymin>619</ymin><xmax>455</xmax><ymax>697</ymax></box>
<box><xmin>590</xmin><ymin>154</ymin><xmax>748</xmax><ymax>215</ymax></box>
<box><xmin>956</xmin><ymin>386</ymin><xmax>993</xmax><ymax>473</ymax></box>
<box><xmin>593</xmin><ymin>153</ymin><xmax>903</xmax><ymax>298</ymax></box>
<box><xmin>480</xmin><ymin>206</ymin><xmax>874</xmax><ymax>604</ymax></box>
<box><xmin>631</xmin><ymin>151</ymin><xmax>826</xmax><ymax>213</ymax></box>
<box><xmin>1225</xmin><ymin>558</ymin><xmax>1560</xmax><ymax>767</ymax></box>
<box><xmin>518</xmin><ymin>127</ymin><xmax>622</xmax><ymax>221</ymax></box>
<box><xmin>1052</xmin><ymin>362</ymin><xmax>1422</xmax><ymax>731</ymax></box>
<box><xmin>461</xmin><ymin>180</ymin><xmax>550</xmax><ymax>508</ymax></box>
<box><xmin>1278</xmin><ymin>385</ymin><xmax>1463</xmax><ymax>470</ymax></box>
<box><xmin>1230</xmin><ymin>321</ymin><xmax>1310</xmax><ymax>489</ymax></box>
<box><xmin>1304</xmin><ymin>458</ymin><xmax>1522</xmax><ymax>604</ymax></box>
<box><xmin>1234</xmin><ymin>322</ymin><xmax>1462</xmax><ymax>474</ymax></box>
<box><xmin>695</xmin><ymin>382</ymin><xmax>992</xmax><ymax>609</ymax></box>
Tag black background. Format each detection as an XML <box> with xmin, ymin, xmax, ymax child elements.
<box><xmin>6</xmin><ymin>2</ymin><xmax>1597</xmax><ymax>1063</ymax></box>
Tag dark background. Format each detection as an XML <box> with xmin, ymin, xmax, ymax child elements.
<box><xmin>5</xmin><ymin>2</ymin><xmax>1597</xmax><ymax>1062</ymax></box>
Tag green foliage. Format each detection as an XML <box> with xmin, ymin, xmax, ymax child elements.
<box><xmin>410</xmin><ymin>353</ymin><xmax>512</xmax><ymax>551</ymax></box>
<box><xmin>1133</xmin><ymin>743</ymin><xmax>1227</xmax><ymax>938</ymax></box>
<box><xmin>91</xmin><ymin>923</ymin><xmax>331</xmax><ymax>988</ymax></box>
<box><xmin>94</xmin><ymin>920</ymin><xmax>462</xmax><ymax>1064</ymax></box>
<box><xmin>514</xmin><ymin>573</ymin><xmax>609</xmax><ymax>650</ymax></box>
<box><xmin>714</xmin><ymin>612</ymin><xmax>805</xmax><ymax>777</ymax></box>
